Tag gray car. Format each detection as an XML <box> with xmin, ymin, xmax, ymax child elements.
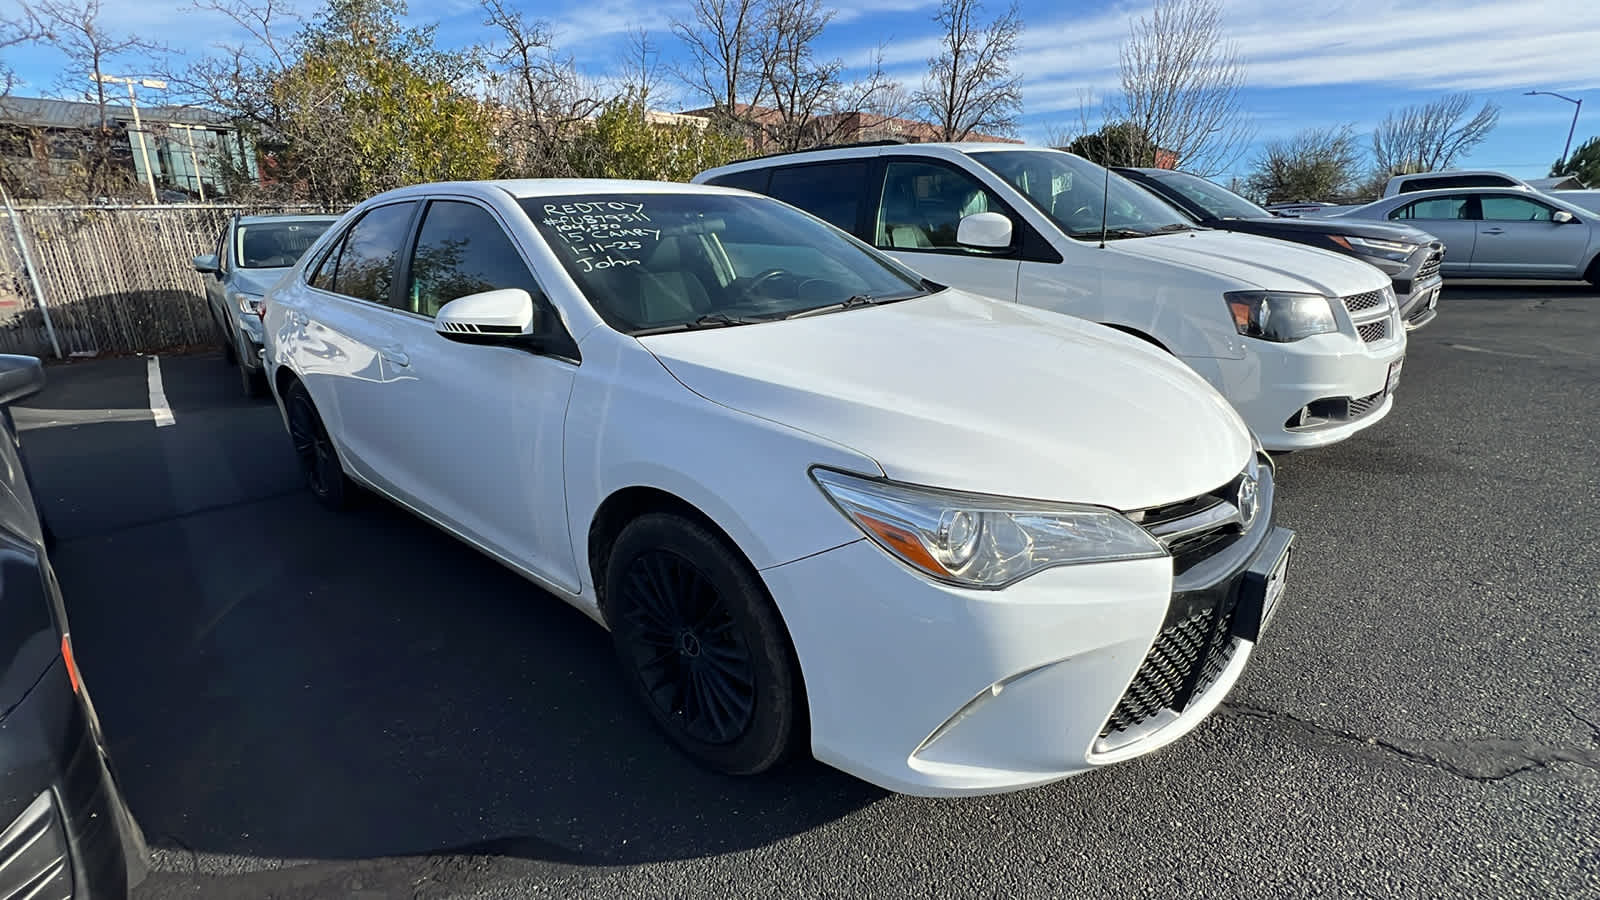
<box><xmin>1330</xmin><ymin>188</ymin><xmax>1600</xmax><ymax>285</ymax></box>
<box><xmin>193</xmin><ymin>215</ymin><xmax>339</xmax><ymax>395</ymax></box>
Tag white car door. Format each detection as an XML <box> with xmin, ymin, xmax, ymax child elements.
<box><xmin>296</xmin><ymin>199</ymin><xmax>421</xmax><ymax>490</ymax></box>
<box><xmin>358</xmin><ymin>197</ymin><xmax>582</xmax><ymax>591</ymax></box>
<box><xmin>868</xmin><ymin>158</ymin><xmax>1022</xmax><ymax>300</ymax></box>
<box><xmin>1470</xmin><ymin>193</ymin><xmax>1592</xmax><ymax>277</ymax></box>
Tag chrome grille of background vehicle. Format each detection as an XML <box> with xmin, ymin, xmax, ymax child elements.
<box><xmin>1357</xmin><ymin>320</ymin><xmax>1389</xmax><ymax>343</ymax></box>
<box><xmin>1417</xmin><ymin>252</ymin><xmax>1442</xmax><ymax>281</ymax></box>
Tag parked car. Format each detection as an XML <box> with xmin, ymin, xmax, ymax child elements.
<box><xmin>0</xmin><ymin>354</ymin><xmax>150</xmax><ymax>896</ymax></box>
<box><xmin>1382</xmin><ymin>170</ymin><xmax>1532</xmax><ymax>197</ymax></box>
<box><xmin>1329</xmin><ymin>188</ymin><xmax>1600</xmax><ymax>284</ymax></box>
<box><xmin>261</xmin><ymin>179</ymin><xmax>1295</xmax><ymax>796</ymax></box>
<box><xmin>696</xmin><ymin>144</ymin><xmax>1407</xmax><ymax>451</ymax></box>
<box><xmin>193</xmin><ymin>214</ymin><xmax>340</xmax><ymax>396</ymax></box>
<box><xmin>1115</xmin><ymin>167</ymin><xmax>1445</xmax><ymax>330</ymax></box>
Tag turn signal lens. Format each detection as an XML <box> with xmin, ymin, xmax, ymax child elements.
<box><xmin>60</xmin><ymin>634</ymin><xmax>80</xmax><ymax>694</ymax></box>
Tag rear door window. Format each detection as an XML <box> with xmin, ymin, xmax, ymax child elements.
<box><xmin>1391</xmin><ymin>196</ymin><xmax>1474</xmax><ymax>221</ymax></box>
<box><xmin>765</xmin><ymin>162</ymin><xmax>868</xmax><ymax>233</ymax></box>
<box><xmin>327</xmin><ymin>202</ymin><xmax>418</xmax><ymax>305</ymax></box>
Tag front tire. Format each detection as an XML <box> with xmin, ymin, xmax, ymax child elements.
<box><xmin>604</xmin><ymin>513</ymin><xmax>802</xmax><ymax>775</ymax></box>
<box><xmin>284</xmin><ymin>381</ymin><xmax>349</xmax><ymax>510</ymax></box>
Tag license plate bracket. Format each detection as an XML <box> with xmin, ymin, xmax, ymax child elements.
<box><xmin>1386</xmin><ymin>357</ymin><xmax>1404</xmax><ymax>395</ymax></box>
<box><xmin>1232</xmin><ymin>528</ymin><xmax>1293</xmax><ymax>642</ymax></box>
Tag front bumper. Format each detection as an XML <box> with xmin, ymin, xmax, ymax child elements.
<box><xmin>760</xmin><ymin>473</ymin><xmax>1290</xmax><ymax>796</ymax></box>
<box><xmin>1396</xmin><ymin>276</ymin><xmax>1442</xmax><ymax>331</ymax></box>
<box><xmin>1190</xmin><ymin>324</ymin><xmax>1406</xmax><ymax>452</ymax></box>
<box><xmin>0</xmin><ymin>657</ymin><xmax>148</xmax><ymax>897</ymax></box>
<box><xmin>235</xmin><ymin>313</ymin><xmax>266</xmax><ymax>373</ymax></box>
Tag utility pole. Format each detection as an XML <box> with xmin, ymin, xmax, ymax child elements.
<box><xmin>92</xmin><ymin>74</ymin><xmax>168</xmax><ymax>203</ymax></box>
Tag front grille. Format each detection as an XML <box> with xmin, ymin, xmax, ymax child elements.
<box><xmin>1357</xmin><ymin>320</ymin><xmax>1389</xmax><ymax>343</ymax></box>
<box><xmin>1341</xmin><ymin>289</ymin><xmax>1386</xmax><ymax>313</ymax></box>
<box><xmin>1417</xmin><ymin>252</ymin><xmax>1442</xmax><ymax>281</ymax></box>
<box><xmin>1132</xmin><ymin>476</ymin><xmax>1250</xmax><ymax>577</ymax></box>
<box><xmin>1100</xmin><ymin>596</ymin><xmax>1241</xmax><ymax>736</ymax></box>
<box><xmin>1347</xmin><ymin>389</ymin><xmax>1385</xmax><ymax>419</ymax></box>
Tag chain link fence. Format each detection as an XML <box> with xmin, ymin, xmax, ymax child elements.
<box><xmin>0</xmin><ymin>202</ymin><xmax>343</xmax><ymax>358</ymax></box>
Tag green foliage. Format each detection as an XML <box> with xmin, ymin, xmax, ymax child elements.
<box><xmin>1245</xmin><ymin>126</ymin><xmax>1363</xmax><ymax>204</ymax></box>
<box><xmin>269</xmin><ymin>0</ymin><xmax>497</xmax><ymax>201</ymax></box>
<box><xmin>569</xmin><ymin>93</ymin><xmax>745</xmax><ymax>183</ymax></box>
<box><xmin>1552</xmin><ymin>136</ymin><xmax>1600</xmax><ymax>187</ymax></box>
<box><xmin>1066</xmin><ymin>121</ymin><xmax>1156</xmax><ymax>168</ymax></box>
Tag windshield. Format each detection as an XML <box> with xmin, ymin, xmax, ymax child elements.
<box><xmin>1150</xmin><ymin>171</ymin><xmax>1269</xmax><ymax>220</ymax></box>
<box><xmin>521</xmin><ymin>194</ymin><xmax>931</xmax><ymax>334</ymax></box>
<box><xmin>236</xmin><ymin>220</ymin><xmax>333</xmax><ymax>268</ymax></box>
<box><xmin>970</xmin><ymin>149</ymin><xmax>1194</xmax><ymax>240</ymax></box>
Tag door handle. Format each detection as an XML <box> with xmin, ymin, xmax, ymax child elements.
<box><xmin>1481</xmin><ymin>227</ymin><xmax>1504</xmax><ymax>235</ymax></box>
<box><xmin>379</xmin><ymin>346</ymin><xmax>410</xmax><ymax>367</ymax></box>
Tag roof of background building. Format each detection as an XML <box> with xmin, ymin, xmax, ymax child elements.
<box><xmin>0</xmin><ymin>96</ymin><xmax>231</xmax><ymax>129</ymax></box>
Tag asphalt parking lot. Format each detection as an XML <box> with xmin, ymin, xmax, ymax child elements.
<box><xmin>14</xmin><ymin>281</ymin><xmax>1600</xmax><ymax>899</ymax></box>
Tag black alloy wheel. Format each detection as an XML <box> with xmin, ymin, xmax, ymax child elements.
<box><xmin>285</xmin><ymin>381</ymin><xmax>348</xmax><ymax>509</ymax></box>
<box><xmin>605</xmin><ymin>513</ymin><xmax>801</xmax><ymax>775</ymax></box>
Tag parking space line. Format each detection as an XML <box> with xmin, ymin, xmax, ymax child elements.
<box><xmin>147</xmin><ymin>356</ymin><xmax>175</xmax><ymax>427</ymax></box>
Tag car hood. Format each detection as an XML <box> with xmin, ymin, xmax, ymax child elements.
<box><xmin>1118</xmin><ymin>230</ymin><xmax>1392</xmax><ymax>295</ymax></box>
<box><xmin>639</xmin><ymin>289</ymin><xmax>1251</xmax><ymax>511</ymax></box>
<box><xmin>228</xmin><ymin>267</ymin><xmax>294</xmax><ymax>296</ymax></box>
<box><xmin>1224</xmin><ymin>216</ymin><xmax>1440</xmax><ymax>245</ymax></box>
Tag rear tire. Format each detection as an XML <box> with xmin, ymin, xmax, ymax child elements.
<box><xmin>1585</xmin><ymin>255</ymin><xmax>1599</xmax><ymax>288</ymax></box>
<box><xmin>603</xmin><ymin>512</ymin><xmax>802</xmax><ymax>776</ymax></box>
<box><xmin>284</xmin><ymin>381</ymin><xmax>349</xmax><ymax>510</ymax></box>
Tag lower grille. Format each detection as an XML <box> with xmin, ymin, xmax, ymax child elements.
<box><xmin>1357</xmin><ymin>319</ymin><xmax>1389</xmax><ymax>343</ymax></box>
<box><xmin>1101</xmin><ymin>595</ymin><xmax>1241</xmax><ymax>737</ymax></box>
<box><xmin>1347</xmin><ymin>389</ymin><xmax>1385</xmax><ymax>418</ymax></box>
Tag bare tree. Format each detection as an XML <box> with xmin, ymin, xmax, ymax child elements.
<box><xmin>620</xmin><ymin>27</ymin><xmax>662</xmax><ymax>99</ymax></box>
<box><xmin>30</xmin><ymin>0</ymin><xmax>170</xmax><ymax>198</ymax></box>
<box><xmin>0</xmin><ymin>6</ymin><xmax>45</xmax><ymax>96</ymax></box>
<box><xmin>754</xmin><ymin>2</ymin><xmax>905</xmax><ymax>152</ymax></box>
<box><xmin>913</xmin><ymin>0</ymin><xmax>1022</xmax><ymax>141</ymax></box>
<box><xmin>481</xmin><ymin>0</ymin><xmax>603</xmax><ymax>178</ymax></box>
<box><xmin>671</xmin><ymin>0</ymin><xmax>764</xmax><ymax>125</ymax></box>
<box><xmin>1245</xmin><ymin>125</ymin><xmax>1362</xmax><ymax>203</ymax></box>
<box><xmin>1108</xmin><ymin>0</ymin><xmax>1249</xmax><ymax>176</ymax></box>
<box><xmin>1371</xmin><ymin>93</ymin><xmax>1500</xmax><ymax>175</ymax></box>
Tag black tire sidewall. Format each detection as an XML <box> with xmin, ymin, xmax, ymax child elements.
<box><xmin>604</xmin><ymin>512</ymin><xmax>802</xmax><ymax>776</ymax></box>
<box><xmin>285</xmin><ymin>381</ymin><xmax>347</xmax><ymax>509</ymax></box>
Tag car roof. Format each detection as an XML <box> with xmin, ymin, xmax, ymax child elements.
<box><xmin>355</xmin><ymin>179</ymin><xmax>750</xmax><ymax>207</ymax></box>
<box><xmin>236</xmin><ymin>213</ymin><xmax>343</xmax><ymax>225</ymax></box>
<box><xmin>697</xmin><ymin>142</ymin><xmax>1064</xmax><ymax>178</ymax></box>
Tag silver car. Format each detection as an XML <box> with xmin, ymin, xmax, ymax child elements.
<box><xmin>1330</xmin><ymin>188</ymin><xmax>1600</xmax><ymax>285</ymax></box>
<box><xmin>193</xmin><ymin>215</ymin><xmax>339</xmax><ymax>395</ymax></box>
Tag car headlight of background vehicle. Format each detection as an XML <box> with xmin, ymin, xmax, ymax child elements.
<box><xmin>1225</xmin><ymin>291</ymin><xmax>1337</xmax><ymax>342</ymax></box>
<box><xmin>232</xmin><ymin>291</ymin><xmax>264</xmax><ymax>316</ymax></box>
<box><xmin>1330</xmin><ymin>235</ymin><xmax>1418</xmax><ymax>261</ymax></box>
<box><xmin>811</xmin><ymin>468</ymin><xmax>1167</xmax><ymax>589</ymax></box>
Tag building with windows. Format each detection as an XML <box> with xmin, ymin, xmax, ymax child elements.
<box><xmin>0</xmin><ymin>96</ymin><xmax>257</xmax><ymax>201</ymax></box>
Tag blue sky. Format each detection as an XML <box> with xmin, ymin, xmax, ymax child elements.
<box><xmin>2</xmin><ymin>0</ymin><xmax>1597</xmax><ymax>183</ymax></box>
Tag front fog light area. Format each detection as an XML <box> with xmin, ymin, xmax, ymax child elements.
<box><xmin>811</xmin><ymin>468</ymin><xmax>1167</xmax><ymax>589</ymax></box>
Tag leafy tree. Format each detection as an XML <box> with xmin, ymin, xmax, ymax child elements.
<box><xmin>1065</xmin><ymin>121</ymin><xmax>1155</xmax><ymax>167</ymax></box>
<box><xmin>569</xmin><ymin>92</ymin><xmax>745</xmax><ymax>182</ymax></box>
<box><xmin>1245</xmin><ymin>126</ymin><xmax>1363</xmax><ymax>203</ymax></box>
<box><xmin>1552</xmin><ymin>135</ymin><xmax>1600</xmax><ymax>187</ymax></box>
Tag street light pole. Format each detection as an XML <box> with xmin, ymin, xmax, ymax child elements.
<box><xmin>1524</xmin><ymin>90</ymin><xmax>1584</xmax><ymax>168</ymax></box>
<box><xmin>91</xmin><ymin>74</ymin><xmax>169</xmax><ymax>203</ymax></box>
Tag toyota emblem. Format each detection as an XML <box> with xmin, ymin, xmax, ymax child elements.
<box><xmin>1237</xmin><ymin>474</ymin><xmax>1260</xmax><ymax>530</ymax></box>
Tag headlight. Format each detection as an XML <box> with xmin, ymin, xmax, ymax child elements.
<box><xmin>1225</xmin><ymin>291</ymin><xmax>1337</xmax><ymax>342</ymax></box>
<box><xmin>811</xmin><ymin>468</ymin><xmax>1166</xmax><ymax>589</ymax></box>
<box><xmin>1331</xmin><ymin>235</ymin><xmax>1418</xmax><ymax>260</ymax></box>
<box><xmin>232</xmin><ymin>291</ymin><xmax>263</xmax><ymax>316</ymax></box>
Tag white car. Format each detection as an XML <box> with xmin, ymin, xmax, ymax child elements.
<box><xmin>695</xmin><ymin>144</ymin><xmax>1408</xmax><ymax>452</ymax></box>
<box><xmin>260</xmin><ymin>179</ymin><xmax>1294</xmax><ymax>797</ymax></box>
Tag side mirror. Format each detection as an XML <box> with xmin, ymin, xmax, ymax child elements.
<box><xmin>1552</xmin><ymin>210</ymin><xmax>1575</xmax><ymax>224</ymax></box>
<box><xmin>956</xmin><ymin>212</ymin><xmax>1013</xmax><ymax>250</ymax></box>
<box><xmin>434</xmin><ymin>288</ymin><xmax>537</xmax><ymax>343</ymax></box>
<box><xmin>0</xmin><ymin>354</ymin><xmax>44</xmax><ymax>406</ymax></box>
<box><xmin>193</xmin><ymin>254</ymin><xmax>219</xmax><ymax>273</ymax></box>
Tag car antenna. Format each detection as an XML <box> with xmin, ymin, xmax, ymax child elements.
<box><xmin>1098</xmin><ymin>160</ymin><xmax>1111</xmax><ymax>249</ymax></box>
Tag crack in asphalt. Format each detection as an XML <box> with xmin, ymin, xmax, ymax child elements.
<box><xmin>1221</xmin><ymin>701</ymin><xmax>1600</xmax><ymax>783</ymax></box>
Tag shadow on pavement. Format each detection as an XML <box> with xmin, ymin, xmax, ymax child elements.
<box><xmin>1439</xmin><ymin>279</ymin><xmax>1596</xmax><ymax>301</ymax></box>
<box><xmin>19</xmin><ymin>356</ymin><xmax>881</xmax><ymax>874</ymax></box>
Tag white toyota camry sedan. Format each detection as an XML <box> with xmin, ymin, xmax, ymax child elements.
<box><xmin>260</xmin><ymin>179</ymin><xmax>1295</xmax><ymax>796</ymax></box>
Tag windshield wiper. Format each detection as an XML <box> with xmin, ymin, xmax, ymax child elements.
<box><xmin>631</xmin><ymin>313</ymin><xmax>763</xmax><ymax>336</ymax></box>
<box><xmin>1070</xmin><ymin>226</ymin><xmax>1149</xmax><ymax>240</ymax></box>
<box><xmin>783</xmin><ymin>292</ymin><xmax>932</xmax><ymax>320</ymax></box>
<box><xmin>1152</xmin><ymin>223</ymin><xmax>1197</xmax><ymax>233</ymax></box>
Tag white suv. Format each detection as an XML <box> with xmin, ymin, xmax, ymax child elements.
<box><xmin>262</xmin><ymin>179</ymin><xmax>1293</xmax><ymax>795</ymax></box>
<box><xmin>695</xmin><ymin>144</ymin><xmax>1408</xmax><ymax>451</ymax></box>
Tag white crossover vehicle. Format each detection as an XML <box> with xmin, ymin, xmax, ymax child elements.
<box><xmin>261</xmin><ymin>179</ymin><xmax>1294</xmax><ymax>796</ymax></box>
<box><xmin>696</xmin><ymin>144</ymin><xmax>1408</xmax><ymax>451</ymax></box>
